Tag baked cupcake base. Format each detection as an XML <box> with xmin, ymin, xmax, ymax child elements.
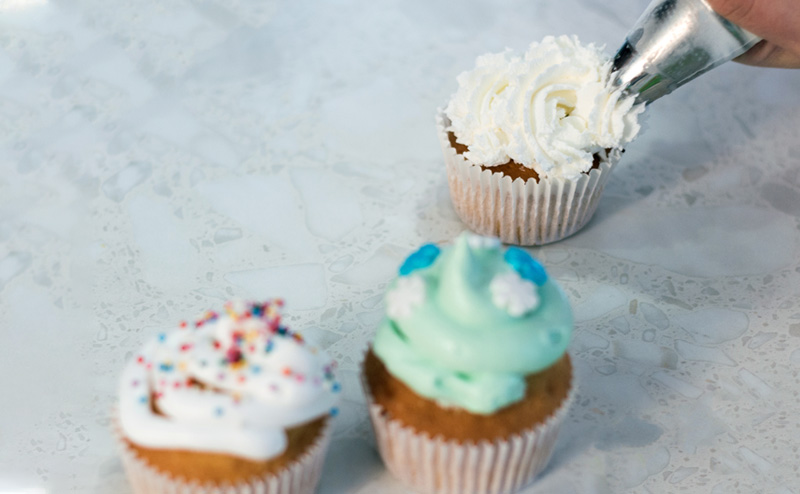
<box><xmin>362</xmin><ymin>349</ymin><xmax>577</xmax><ymax>494</ymax></box>
<box><xmin>438</xmin><ymin>109</ymin><xmax>619</xmax><ymax>246</ymax></box>
<box><xmin>114</xmin><ymin>412</ymin><xmax>332</xmax><ymax>494</ymax></box>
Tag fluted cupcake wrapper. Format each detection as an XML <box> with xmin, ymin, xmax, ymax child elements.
<box><xmin>362</xmin><ymin>358</ymin><xmax>578</xmax><ymax>494</ymax></box>
<box><xmin>438</xmin><ymin>109</ymin><xmax>619</xmax><ymax>246</ymax></box>
<box><xmin>113</xmin><ymin>410</ymin><xmax>332</xmax><ymax>494</ymax></box>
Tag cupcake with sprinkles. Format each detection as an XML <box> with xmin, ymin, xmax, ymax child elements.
<box><xmin>116</xmin><ymin>300</ymin><xmax>340</xmax><ymax>494</ymax></box>
<box><xmin>363</xmin><ymin>232</ymin><xmax>576</xmax><ymax>494</ymax></box>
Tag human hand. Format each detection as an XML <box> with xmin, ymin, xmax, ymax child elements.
<box><xmin>705</xmin><ymin>0</ymin><xmax>800</xmax><ymax>68</ymax></box>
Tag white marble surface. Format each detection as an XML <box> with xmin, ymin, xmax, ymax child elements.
<box><xmin>1</xmin><ymin>0</ymin><xmax>800</xmax><ymax>493</ymax></box>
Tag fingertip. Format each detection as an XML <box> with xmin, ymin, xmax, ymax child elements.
<box><xmin>734</xmin><ymin>42</ymin><xmax>800</xmax><ymax>69</ymax></box>
<box><xmin>706</xmin><ymin>0</ymin><xmax>757</xmax><ymax>26</ymax></box>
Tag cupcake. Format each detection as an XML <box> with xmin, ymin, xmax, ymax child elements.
<box><xmin>440</xmin><ymin>35</ymin><xmax>645</xmax><ymax>245</ymax></box>
<box><xmin>115</xmin><ymin>300</ymin><xmax>340</xmax><ymax>493</ymax></box>
<box><xmin>363</xmin><ymin>233</ymin><xmax>576</xmax><ymax>494</ymax></box>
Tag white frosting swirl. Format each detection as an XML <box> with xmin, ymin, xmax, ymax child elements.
<box><xmin>444</xmin><ymin>50</ymin><xmax>520</xmax><ymax>166</ymax></box>
<box><xmin>118</xmin><ymin>300</ymin><xmax>339</xmax><ymax>461</ymax></box>
<box><xmin>446</xmin><ymin>35</ymin><xmax>645</xmax><ymax>180</ymax></box>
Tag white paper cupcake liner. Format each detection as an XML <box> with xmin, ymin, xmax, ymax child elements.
<box><xmin>362</xmin><ymin>356</ymin><xmax>578</xmax><ymax>494</ymax></box>
<box><xmin>438</xmin><ymin>109</ymin><xmax>619</xmax><ymax>246</ymax></box>
<box><xmin>113</xmin><ymin>411</ymin><xmax>332</xmax><ymax>494</ymax></box>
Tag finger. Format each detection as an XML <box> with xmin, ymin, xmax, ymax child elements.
<box><xmin>734</xmin><ymin>40</ymin><xmax>800</xmax><ymax>68</ymax></box>
<box><xmin>705</xmin><ymin>0</ymin><xmax>800</xmax><ymax>54</ymax></box>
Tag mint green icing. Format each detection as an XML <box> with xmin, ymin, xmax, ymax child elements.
<box><xmin>373</xmin><ymin>233</ymin><xmax>573</xmax><ymax>415</ymax></box>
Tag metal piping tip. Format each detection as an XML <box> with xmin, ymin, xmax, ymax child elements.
<box><xmin>610</xmin><ymin>0</ymin><xmax>760</xmax><ymax>105</ymax></box>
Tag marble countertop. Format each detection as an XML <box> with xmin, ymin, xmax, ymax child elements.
<box><xmin>2</xmin><ymin>0</ymin><xmax>799</xmax><ymax>493</ymax></box>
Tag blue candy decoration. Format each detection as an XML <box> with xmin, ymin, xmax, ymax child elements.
<box><xmin>399</xmin><ymin>243</ymin><xmax>441</xmax><ymax>276</ymax></box>
<box><xmin>504</xmin><ymin>247</ymin><xmax>548</xmax><ymax>286</ymax></box>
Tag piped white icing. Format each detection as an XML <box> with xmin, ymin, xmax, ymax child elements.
<box><xmin>386</xmin><ymin>275</ymin><xmax>426</xmax><ymax>319</ymax></box>
<box><xmin>490</xmin><ymin>271</ymin><xmax>540</xmax><ymax>317</ymax></box>
<box><xmin>445</xmin><ymin>50</ymin><xmax>520</xmax><ymax>167</ymax></box>
<box><xmin>466</xmin><ymin>233</ymin><xmax>501</xmax><ymax>250</ymax></box>
<box><xmin>118</xmin><ymin>300</ymin><xmax>339</xmax><ymax>461</ymax></box>
<box><xmin>445</xmin><ymin>35</ymin><xmax>645</xmax><ymax>180</ymax></box>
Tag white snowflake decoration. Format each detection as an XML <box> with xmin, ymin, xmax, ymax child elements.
<box><xmin>466</xmin><ymin>233</ymin><xmax>501</xmax><ymax>250</ymax></box>
<box><xmin>387</xmin><ymin>275</ymin><xmax>426</xmax><ymax>319</ymax></box>
<box><xmin>490</xmin><ymin>271</ymin><xmax>540</xmax><ymax>317</ymax></box>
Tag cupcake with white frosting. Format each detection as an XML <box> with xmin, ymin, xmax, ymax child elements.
<box><xmin>115</xmin><ymin>300</ymin><xmax>339</xmax><ymax>494</ymax></box>
<box><xmin>440</xmin><ymin>35</ymin><xmax>645</xmax><ymax>245</ymax></box>
<box><xmin>363</xmin><ymin>233</ymin><xmax>576</xmax><ymax>494</ymax></box>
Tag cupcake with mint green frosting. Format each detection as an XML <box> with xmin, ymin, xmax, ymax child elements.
<box><xmin>363</xmin><ymin>232</ymin><xmax>576</xmax><ymax>494</ymax></box>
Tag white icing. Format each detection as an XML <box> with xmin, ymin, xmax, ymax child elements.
<box><xmin>466</xmin><ymin>233</ymin><xmax>501</xmax><ymax>250</ymax></box>
<box><xmin>446</xmin><ymin>35</ymin><xmax>645</xmax><ymax>180</ymax></box>
<box><xmin>444</xmin><ymin>50</ymin><xmax>520</xmax><ymax>166</ymax></box>
<box><xmin>490</xmin><ymin>271</ymin><xmax>540</xmax><ymax>317</ymax></box>
<box><xmin>386</xmin><ymin>275</ymin><xmax>426</xmax><ymax>319</ymax></box>
<box><xmin>118</xmin><ymin>301</ymin><xmax>339</xmax><ymax>461</ymax></box>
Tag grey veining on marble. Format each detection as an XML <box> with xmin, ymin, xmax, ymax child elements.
<box><xmin>1</xmin><ymin>0</ymin><xmax>799</xmax><ymax>493</ymax></box>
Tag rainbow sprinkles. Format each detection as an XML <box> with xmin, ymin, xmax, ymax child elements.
<box><xmin>118</xmin><ymin>300</ymin><xmax>340</xmax><ymax>461</ymax></box>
